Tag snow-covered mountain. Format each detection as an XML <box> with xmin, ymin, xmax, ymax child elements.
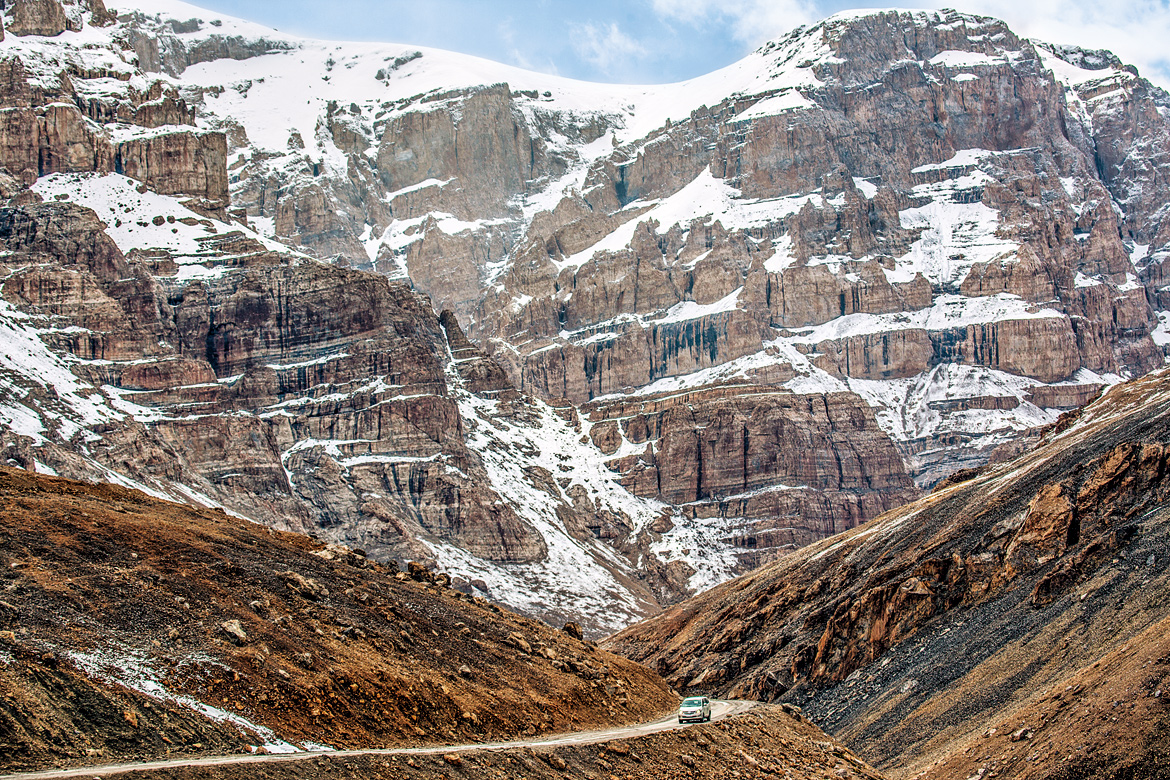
<box><xmin>0</xmin><ymin>0</ymin><xmax>1167</xmax><ymax>629</ymax></box>
<box><xmin>128</xmin><ymin>0</ymin><xmax>1166</xmax><ymax>476</ymax></box>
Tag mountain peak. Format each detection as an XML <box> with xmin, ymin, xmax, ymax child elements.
<box><xmin>0</xmin><ymin>0</ymin><xmax>1167</xmax><ymax>636</ymax></box>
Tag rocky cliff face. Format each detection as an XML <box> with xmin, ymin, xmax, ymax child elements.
<box><xmin>584</xmin><ymin>386</ymin><xmax>918</xmax><ymax>592</ymax></box>
<box><xmin>87</xmin><ymin>1</ymin><xmax>1170</xmax><ymax>560</ymax></box>
<box><xmin>0</xmin><ymin>164</ymin><xmax>690</xmax><ymax>633</ymax></box>
<box><xmin>0</xmin><ymin>0</ymin><xmax>689</xmax><ymax>629</ymax></box>
<box><xmin>606</xmin><ymin>366</ymin><xmax>1170</xmax><ymax>779</ymax></box>
<box><xmin>1</xmin><ymin>0</ymin><xmax>1169</xmax><ymax>628</ymax></box>
<box><xmin>469</xmin><ymin>15</ymin><xmax>1167</xmax><ymax>491</ymax></box>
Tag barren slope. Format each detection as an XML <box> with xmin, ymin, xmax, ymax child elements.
<box><xmin>0</xmin><ymin>465</ymin><xmax>675</xmax><ymax>771</ymax></box>
<box><xmin>608</xmin><ymin>367</ymin><xmax>1170</xmax><ymax>779</ymax></box>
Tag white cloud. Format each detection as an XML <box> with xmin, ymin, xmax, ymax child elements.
<box><xmin>570</xmin><ymin>21</ymin><xmax>649</xmax><ymax>77</ymax></box>
<box><xmin>650</xmin><ymin>0</ymin><xmax>819</xmax><ymax>45</ymax></box>
<box><xmin>498</xmin><ymin>19</ymin><xmax>561</xmax><ymax>75</ymax></box>
<box><xmin>497</xmin><ymin>20</ymin><xmax>533</xmax><ymax>70</ymax></box>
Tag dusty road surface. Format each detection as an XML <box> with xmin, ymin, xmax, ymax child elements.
<box><xmin>1</xmin><ymin>700</ymin><xmax>757</xmax><ymax>780</ymax></box>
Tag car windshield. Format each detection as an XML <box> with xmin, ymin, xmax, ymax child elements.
<box><xmin>681</xmin><ymin>698</ymin><xmax>705</xmax><ymax>706</ymax></box>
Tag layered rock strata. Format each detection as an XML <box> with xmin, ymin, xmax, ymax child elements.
<box><xmin>2</xmin><ymin>0</ymin><xmax>1170</xmax><ymax>620</ymax></box>
<box><xmin>585</xmin><ymin>386</ymin><xmax>918</xmax><ymax>590</ymax></box>
<box><xmin>84</xmin><ymin>2</ymin><xmax>1170</xmax><ymax>558</ymax></box>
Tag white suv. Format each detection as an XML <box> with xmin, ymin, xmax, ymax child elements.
<box><xmin>678</xmin><ymin>696</ymin><xmax>712</xmax><ymax>723</ymax></box>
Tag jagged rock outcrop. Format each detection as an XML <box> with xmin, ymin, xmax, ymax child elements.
<box><xmin>375</xmin><ymin>84</ymin><xmax>547</xmax><ymax>218</ymax></box>
<box><xmin>6</xmin><ymin>0</ymin><xmax>72</xmax><ymax>37</ymax></box>
<box><xmin>440</xmin><ymin>309</ymin><xmax>511</xmax><ymax>393</ymax></box>
<box><xmin>115</xmin><ymin>131</ymin><xmax>228</xmax><ymax>216</ymax></box>
<box><xmin>0</xmin><ymin>202</ymin><xmax>165</xmax><ymax>361</ymax></box>
<box><xmin>607</xmin><ymin>367</ymin><xmax>1170</xmax><ymax>779</ymax></box>
<box><xmin>0</xmin><ymin>25</ymin><xmax>211</xmax><ymax>210</ymax></box>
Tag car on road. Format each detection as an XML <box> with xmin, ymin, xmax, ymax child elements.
<box><xmin>678</xmin><ymin>696</ymin><xmax>711</xmax><ymax>723</ymax></box>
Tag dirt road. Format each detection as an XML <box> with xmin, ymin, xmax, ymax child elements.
<box><xmin>1</xmin><ymin>700</ymin><xmax>757</xmax><ymax>780</ymax></box>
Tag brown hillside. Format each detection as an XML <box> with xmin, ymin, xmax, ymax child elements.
<box><xmin>0</xmin><ymin>466</ymin><xmax>675</xmax><ymax>771</ymax></box>
<box><xmin>607</xmin><ymin>367</ymin><xmax>1170</xmax><ymax>779</ymax></box>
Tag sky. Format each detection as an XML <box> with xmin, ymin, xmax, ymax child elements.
<box><xmin>188</xmin><ymin>0</ymin><xmax>1170</xmax><ymax>88</ymax></box>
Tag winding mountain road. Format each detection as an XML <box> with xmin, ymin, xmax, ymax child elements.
<box><xmin>1</xmin><ymin>700</ymin><xmax>757</xmax><ymax>780</ymax></box>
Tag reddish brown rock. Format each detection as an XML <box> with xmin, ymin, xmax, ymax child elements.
<box><xmin>585</xmin><ymin>386</ymin><xmax>919</xmax><ymax>573</ymax></box>
<box><xmin>813</xmin><ymin>329</ymin><xmax>935</xmax><ymax>380</ymax></box>
<box><xmin>0</xmin><ymin>465</ymin><xmax>680</xmax><ymax>773</ymax></box>
<box><xmin>0</xmin><ymin>107</ymin><xmax>42</xmax><ymax>184</ymax></box>
<box><xmin>38</xmin><ymin>103</ymin><xmax>114</xmax><ymax>174</ymax></box>
<box><xmin>115</xmin><ymin>131</ymin><xmax>229</xmax><ymax>216</ymax></box>
<box><xmin>0</xmin><ymin>202</ymin><xmax>166</xmax><ymax>360</ymax></box>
